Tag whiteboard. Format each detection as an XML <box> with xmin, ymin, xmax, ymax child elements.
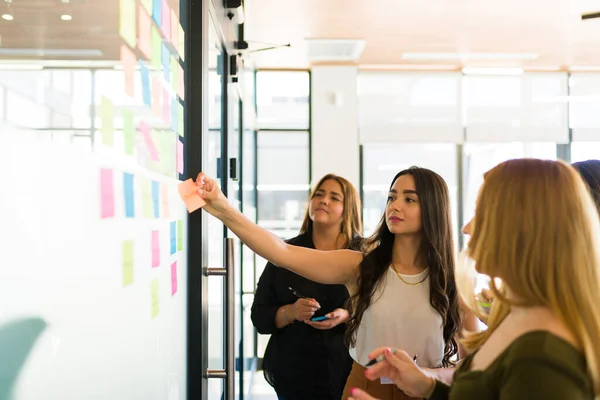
<box><xmin>0</xmin><ymin>125</ymin><xmax>187</xmax><ymax>399</ymax></box>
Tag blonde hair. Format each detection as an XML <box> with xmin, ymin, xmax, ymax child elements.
<box><xmin>460</xmin><ymin>159</ymin><xmax>600</xmax><ymax>394</ymax></box>
<box><xmin>299</xmin><ymin>174</ymin><xmax>362</xmax><ymax>248</ymax></box>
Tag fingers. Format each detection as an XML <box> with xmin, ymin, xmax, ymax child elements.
<box><xmin>367</xmin><ymin>347</ymin><xmax>391</xmax><ymax>361</ymax></box>
<box><xmin>348</xmin><ymin>388</ymin><xmax>379</xmax><ymax>400</ymax></box>
<box><xmin>304</xmin><ymin>320</ymin><xmax>332</xmax><ymax>330</ymax></box>
<box><xmin>298</xmin><ymin>298</ymin><xmax>320</xmax><ymax>310</ymax></box>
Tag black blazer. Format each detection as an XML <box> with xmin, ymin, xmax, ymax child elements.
<box><xmin>251</xmin><ymin>233</ymin><xmax>357</xmax><ymax>400</ymax></box>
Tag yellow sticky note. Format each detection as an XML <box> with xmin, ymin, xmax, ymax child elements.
<box><xmin>178</xmin><ymin>24</ymin><xmax>185</xmax><ymax>61</ymax></box>
<box><xmin>123</xmin><ymin>240</ymin><xmax>134</xmax><ymax>286</ymax></box>
<box><xmin>151</xmin><ymin>26</ymin><xmax>162</xmax><ymax>69</ymax></box>
<box><xmin>140</xmin><ymin>0</ymin><xmax>152</xmax><ymax>15</ymax></box>
<box><xmin>123</xmin><ymin>109</ymin><xmax>135</xmax><ymax>155</ymax></box>
<box><xmin>119</xmin><ymin>0</ymin><xmax>137</xmax><ymax>48</ymax></box>
<box><xmin>151</xmin><ymin>279</ymin><xmax>159</xmax><ymax>318</ymax></box>
<box><xmin>100</xmin><ymin>96</ymin><xmax>114</xmax><ymax>146</ymax></box>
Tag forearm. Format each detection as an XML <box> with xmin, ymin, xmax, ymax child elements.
<box><xmin>275</xmin><ymin>304</ymin><xmax>295</xmax><ymax>329</ymax></box>
<box><xmin>425</xmin><ymin>367</ymin><xmax>455</xmax><ymax>385</ymax></box>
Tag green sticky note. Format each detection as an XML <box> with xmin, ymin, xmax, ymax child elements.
<box><xmin>100</xmin><ymin>96</ymin><xmax>114</xmax><ymax>146</ymax></box>
<box><xmin>178</xmin><ymin>102</ymin><xmax>184</xmax><ymax>137</ymax></box>
<box><xmin>151</xmin><ymin>26</ymin><xmax>162</xmax><ymax>69</ymax></box>
<box><xmin>177</xmin><ymin>220</ymin><xmax>183</xmax><ymax>251</ymax></box>
<box><xmin>123</xmin><ymin>240</ymin><xmax>134</xmax><ymax>286</ymax></box>
<box><xmin>178</xmin><ymin>25</ymin><xmax>185</xmax><ymax>61</ymax></box>
<box><xmin>123</xmin><ymin>109</ymin><xmax>135</xmax><ymax>155</ymax></box>
<box><xmin>171</xmin><ymin>57</ymin><xmax>178</xmax><ymax>93</ymax></box>
<box><xmin>142</xmin><ymin>178</ymin><xmax>153</xmax><ymax>218</ymax></box>
<box><xmin>151</xmin><ymin>279</ymin><xmax>159</xmax><ymax>318</ymax></box>
<box><xmin>119</xmin><ymin>0</ymin><xmax>137</xmax><ymax>48</ymax></box>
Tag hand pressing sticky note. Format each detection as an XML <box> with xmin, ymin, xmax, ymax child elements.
<box><xmin>178</xmin><ymin>179</ymin><xmax>205</xmax><ymax>213</ymax></box>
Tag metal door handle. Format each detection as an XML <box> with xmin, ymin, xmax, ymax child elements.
<box><xmin>203</xmin><ymin>238</ymin><xmax>235</xmax><ymax>400</ymax></box>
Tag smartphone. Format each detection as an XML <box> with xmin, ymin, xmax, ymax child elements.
<box><xmin>310</xmin><ymin>315</ymin><xmax>329</xmax><ymax>322</ymax></box>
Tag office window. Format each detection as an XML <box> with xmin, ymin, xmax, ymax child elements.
<box><xmin>362</xmin><ymin>143</ymin><xmax>458</xmax><ymax>242</ymax></box>
<box><xmin>462</xmin><ymin>142</ymin><xmax>557</xmax><ymax>228</ymax></box>
<box><xmin>256</xmin><ymin>71</ymin><xmax>309</xmax><ymax>129</ymax></box>
<box><xmin>571</xmin><ymin>142</ymin><xmax>600</xmax><ymax>163</ymax></box>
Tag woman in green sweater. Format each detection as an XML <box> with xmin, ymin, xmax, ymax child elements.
<box><xmin>350</xmin><ymin>159</ymin><xmax>600</xmax><ymax>400</ymax></box>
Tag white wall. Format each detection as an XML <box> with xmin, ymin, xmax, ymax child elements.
<box><xmin>311</xmin><ymin>66</ymin><xmax>360</xmax><ymax>189</ymax></box>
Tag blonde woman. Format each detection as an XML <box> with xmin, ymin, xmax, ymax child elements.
<box><xmin>350</xmin><ymin>158</ymin><xmax>600</xmax><ymax>400</ymax></box>
<box><xmin>251</xmin><ymin>174</ymin><xmax>362</xmax><ymax>400</ymax></box>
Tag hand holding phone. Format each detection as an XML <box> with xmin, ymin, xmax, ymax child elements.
<box><xmin>310</xmin><ymin>315</ymin><xmax>330</xmax><ymax>322</ymax></box>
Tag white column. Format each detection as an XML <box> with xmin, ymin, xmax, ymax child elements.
<box><xmin>311</xmin><ymin>66</ymin><xmax>360</xmax><ymax>189</ymax></box>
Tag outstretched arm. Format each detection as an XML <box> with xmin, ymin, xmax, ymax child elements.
<box><xmin>195</xmin><ymin>173</ymin><xmax>363</xmax><ymax>288</ymax></box>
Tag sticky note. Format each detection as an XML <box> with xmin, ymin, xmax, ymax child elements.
<box><xmin>162</xmin><ymin>89</ymin><xmax>171</xmax><ymax>125</ymax></box>
<box><xmin>123</xmin><ymin>172</ymin><xmax>135</xmax><ymax>218</ymax></box>
<box><xmin>162</xmin><ymin>43</ymin><xmax>171</xmax><ymax>82</ymax></box>
<box><xmin>171</xmin><ymin>57</ymin><xmax>178</xmax><ymax>93</ymax></box>
<box><xmin>178</xmin><ymin>178</ymin><xmax>205</xmax><ymax>213</ymax></box>
<box><xmin>151</xmin><ymin>25</ymin><xmax>162</xmax><ymax>68</ymax></box>
<box><xmin>178</xmin><ymin>102</ymin><xmax>184</xmax><ymax>136</ymax></box>
<box><xmin>123</xmin><ymin>109</ymin><xmax>135</xmax><ymax>155</ymax></box>
<box><xmin>123</xmin><ymin>240</ymin><xmax>134</xmax><ymax>286</ymax></box>
<box><xmin>151</xmin><ymin>230</ymin><xmax>160</xmax><ymax>268</ymax></box>
<box><xmin>170</xmin><ymin>9</ymin><xmax>179</xmax><ymax>52</ymax></box>
<box><xmin>119</xmin><ymin>0</ymin><xmax>136</xmax><ymax>48</ymax></box>
<box><xmin>141</xmin><ymin>0</ymin><xmax>152</xmax><ymax>14</ymax></box>
<box><xmin>170</xmin><ymin>221</ymin><xmax>177</xmax><ymax>255</ymax></box>
<box><xmin>161</xmin><ymin>0</ymin><xmax>171</xmax><ymax>42</ymax></box>
<box><xmin>176</xmin><ymin>139</ymin><xmax>184</xmax><ymax>174</ymax></box>
<box><xmin>171</xmin><ymin>262</ymin><xmax>178</xmax><ymax>296</ymax></box>
<box><xmin>100</xmin><ymin>168</ymin><xmax>115</xmax><ymax>218</ymax></box>
<box><xmin>177</xmin><ymin>220</ymin><xmax>183</xmax><ymax>251</ymax></box>
<box><xmin>100</xmin><ymin>96</ymin><xmax>114</xmax><ymax>146</ymax></box>
<box><xmin>171</xmin><ymin>97</ymin><xmax>178</xmax><ymax>132</ymax></box>
<box><xmin>138</xmin><ymin>4</ymin><xmax>152</xmax><ymax>60</ymax></box>
<box><xmin>151</xmin><ymin>279</ymin><xmax>159</xmax><ymax>318</ymax></box>
<box><xmin>151</xmin><ymin>74</ymin><xmax>162</xmax><ymax>116</ymax></box>
<box><xmin>178</xmin><ymin>24</ymin><xmax>185</xmax><ymax>61</ymax></box>
<box><xmin>139</xmin><ymin>121</ymin><xmax>159</xmax><ymax>161</ymax></box>
<box><xmin>161</xmin><ymin>183</ymin><xmax>170</xmax><ymax>219</ymax></box>
<box><xmin>142</xmin><ymin>178</ymin><xmax>153</xmax><ymax>218</ymax></box>
<box><xmin>178</xmin><ymin>64</ymin><xmax>184</xmax><ymax>100</ymax></box>
<box><xmin>152</xmin><ymin>180</ymin><xmax>160</xmax><ymax>218</ymax></box>
<box><xmin>152</xmin><ymin>0</ymin><xmax>162</xmax><ymax>26</ymax></box>
<box><xmin>140</xmin><ymin>62</ymin><xmax>151</xmax><ymax>107</ymax></box>
<box><xmin>120</xmin><ymin>45</ymin><xmax>136</xmax><ymax>97</ymax></box>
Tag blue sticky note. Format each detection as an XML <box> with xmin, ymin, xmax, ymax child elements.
<box><xmin>151</xmin><ymin>180</ymin><xmax>160</xmax><ymax>218</ymax></box>
<box><xmin>162</xmin><ymin>44</ymin><xmax>170</xmax><ymax>82</ymax></box>
<box><xmin>171</xmin><ymin>98</ymin><xmax>178</xmax><ymax>132</ymax></box>
<box><xmin>140</xmin><ymin>62</ymin><xmax>151</xmax><ymax>107</ymax></box>
<box><xmin>152</xmin><ymin>0</ymin><xmax>162</xmax><ymax>26</ymax></box>
<box><xmin>170</xmin><ymin>221</ymin><xmax>177</xmax><ymax>255</ymax></box>
<box><xmin>123</xmin><ymin>173</ymin><xmax>135</xmax><ymax>218</ymax></box>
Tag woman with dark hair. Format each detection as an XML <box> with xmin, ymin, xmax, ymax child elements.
<box><xmin>251</xmin><ymin>174</ymin><xmax>362</xmax><ymax>400</ymax></box>
<box><xmin>572</xmin><ymin>159</ymin><xmax>600</xmax><ymax>213</ymax></box>
<box><xmin>195</xmin><ymin>166</ymin><xmax>477</xmax><ymax>400</ymax></box>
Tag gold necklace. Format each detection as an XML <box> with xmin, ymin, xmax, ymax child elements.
<box><xmin>390</xmin><ymin>265</ymin><xmax>428</xmax><ymax>286</ymax></box>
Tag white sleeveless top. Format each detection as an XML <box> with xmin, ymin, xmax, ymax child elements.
<box><xmin>349</xmin><ymin>266</ymin><xmax>445</xmax><ymax>368</ymax></box>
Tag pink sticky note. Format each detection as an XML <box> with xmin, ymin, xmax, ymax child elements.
<box><xmin>161</xmin><ymin>0</ymin><xmax>171</xmax><ymax>42</ymax></box>
<box><xmin>161</xmin><ymin>184</ymin><xmax>170</xmax><ymax>219</ymax></box>
<box><xmin>171</xmin><ymin>261</ymin><xmax>178</xmax><ymax>295</ymax></box>
<box><xmin>138</xmin><ymin>5</ymin><xmax>152</xmax><ymax>60</ymax></box>
<box><xmin>177</xmin><ymin>179</ymin><xmax>206</xmax><ymax>213</ymax></box>
<box><xmin>163</xmin><ymin>89</ymin><xmax>171</xmax><ymax>125</ymax></box>
<box><xmin>151</xmin><ymin>231</ymin><xmax>160</xmax><ymax>268</ymax></box>
<box><xmin>170</xmin><ymin>9</ymin><xmax>178</xmax><ymax>49</ymax></box>
<box><xmin>139</xmin><ymin>121</ymin><xmax>159</xmax><ymax>161</ymax></box>
<box><xmin>100</xmin><ymin>168</ymin><xmax>115</xmax><ymax>218</ymax></box>
<box><xmin>178</xmin><ymin>65</ymin><xmax>184</xmax><ymax>100</ymax></box>
<box><xmin>176</xmin><ymin>139</ymin><xmax>184</xmax><ymax>174</ymax></box>
<box><xmin>120</xmin><ymin>45</ymin><xmax>136</xmax><ymax>97</ymax></box>
<box><xmin>151</xmin><ymin>74</ymin><xmax>162</xmax><ymax>116</ymax></box>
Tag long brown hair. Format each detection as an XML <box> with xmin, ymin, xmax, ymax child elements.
<box><xmin>299</xmin><ymin>174</ymin><xmax>362</xmax><ymax>248</ymax></box>
<box><xmin>461</xmin><ymin>159</ymin><xmax>600</xmax><ymax>395</ymax></box>
<box><xmin>572</xmin><ymin>159</ymin><xmax>600</xmax><ymax>215</ymax></box>
<box><xmin>345</xmin><ymin>166</ymin><xmax>461</xmax><ymax>366</ymax></box>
